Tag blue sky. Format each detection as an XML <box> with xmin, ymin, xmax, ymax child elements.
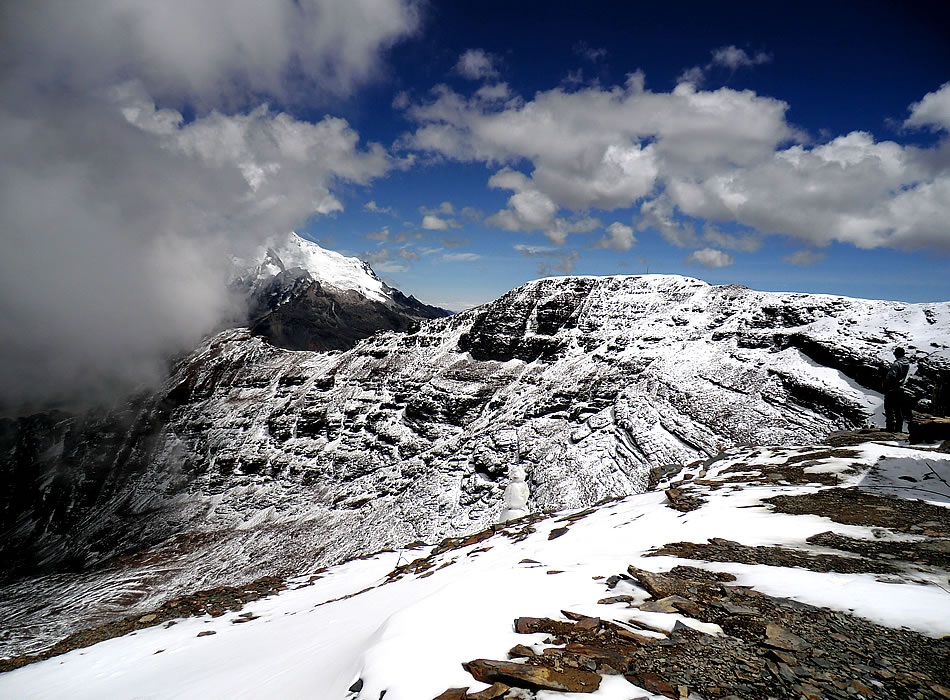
<box><xmin>283</xmin><ymin>0</ymin><xmax>950</xmax><ymax>309</ymax></box>
<box><xmin>1</xmin><ymin>0</ymin><xmax>949</xmax><ymax>406</ymax></box>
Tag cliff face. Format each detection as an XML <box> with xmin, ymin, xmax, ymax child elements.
<box><xmin>1</xmin><ymin>275</ymin><xmax>948</xmax><ymax>656</ymax></box>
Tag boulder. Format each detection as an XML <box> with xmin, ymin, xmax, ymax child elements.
<box><xmin>462</xmin><ymin>659</ymin><xmax>601</xmax><ymax>693</ymax></box>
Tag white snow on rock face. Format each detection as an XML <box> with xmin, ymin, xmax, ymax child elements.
<box><xmin>234</xmin><ymin>231</ymin><xmax>388</xmax><ymax>303</ymax></box>
<box><xmin>2</xmin><ymin>274</ymin><xmax>948</xmax><ymax>656</ymax></box>
<box><xmin>2</xmin><ymin>442</ymin><xmax>948</xmax><ymax>699</ymax></box>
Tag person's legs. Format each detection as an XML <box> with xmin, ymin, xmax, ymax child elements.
<box><xmin>894</xmin><ymin>393</ymin><xmax>905</xmax><ymax>433</ymax></box>
<box><xmin>884</xmin><ymin>392</ymin><xmax>897</xmax><ymax>432</ymax></box>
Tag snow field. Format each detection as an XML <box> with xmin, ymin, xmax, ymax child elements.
<box><xmin>4</xmin><ymin>443</ymin><xmax>949</xmax><ymax>699</ymax></box>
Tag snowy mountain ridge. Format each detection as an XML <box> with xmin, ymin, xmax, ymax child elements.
<box><xmin>1</xmin><ymin>273</ymin><xmax>948</xmax><ymax>661</ymax></box>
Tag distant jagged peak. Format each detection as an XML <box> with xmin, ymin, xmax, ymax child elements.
<box><xmin>248</xmin><ymin>232</ymin><xmax>388</xmax><ymax>303</ymax></box>
<box><xmin>229</xmin><ymin>232</ymin><xmax>452</xmax><ymax>350</ymax></box>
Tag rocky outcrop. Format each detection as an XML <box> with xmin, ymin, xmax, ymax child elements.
<box><xmin>462</xmin><ymin>659</ymin><xmax>600</xmax><ymax>693</ymax></box>
<box><xmin>436</xmin><ymin>564</ymin><xmax>950</xmax><ymax>700</ymax></box>
<box><xmin>427</xmin><ymin>439</ymin><xmax>950</xmax><ymax>700</ymax></box>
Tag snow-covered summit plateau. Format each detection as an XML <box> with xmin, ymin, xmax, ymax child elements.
<box><xmin>1</xmin><ymin>273</ymin><xmax>948</xmax><ymax>660</ymax></box>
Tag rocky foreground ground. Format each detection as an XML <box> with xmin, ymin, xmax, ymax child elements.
<box><xmin>426</xmin><ymin>432</ymin><xmax>950</xmax><ymax>700</ymax></box>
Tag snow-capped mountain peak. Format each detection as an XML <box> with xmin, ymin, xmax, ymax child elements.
<box><xmin>231</xmin><ymin>232</ymin><xmax>450</xmax><ymax>351</ymax></box>
<box><xmin>241</xmin><ymin>232</ymin><xmax>388</xmax><ymax>304</ymax></box>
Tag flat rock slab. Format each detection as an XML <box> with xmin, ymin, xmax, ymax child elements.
<box><xmin>909</xmin><ymin>414</ymin><xmax>950</xmax><ymax>444</ymax></box>
<box><xmin>462</xmin><ymin>659</ymin><xmax>601</xmax><ymax>693</ymax></box>
<box><xmin>764</xmin><ymin>623</ymin><xmax>811</xmax><ymax>652</ymax></box>
<box><xmin>432</xmin><ymin>689</ymin><xmax>468</xmax><ymax>700</ymax></box>
<box><xmin>639</xmin><ymin>594</ymin><xmax>704</xmax><ymax>616</ymax></box>
<box><xmin>626</xmin><ymin>671</ymin><xmax>677</xmax><ymax>698</ymax></box>
<box><xmin>467</xmin><ymin>682</ymin><xmax>510</xmax><ymax>699</ymax></box>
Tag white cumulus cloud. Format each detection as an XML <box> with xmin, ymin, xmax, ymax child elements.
<box><xmin>476</xmin><ymin>83</ymin><xmax>512</xmax><ymax>102</ymax></box>
<box><xmin>0</xmin><ymin>0</ymin><xmax>412</xmax><ymax>410</ymax></box>
<box><xmin>596</xmin><ymin>222</ymin><xmax>637</xmax><ymax>251</ymax></box>
<box><xmin>703</xmin><ymin>225</ymin><xmax>762</xmax><ymax>252</ymax></box>
<box><xmin>422</xmin><ymin>214</ymin><xmax>453</xmax><ymax>231</ymax></box>
<box><xmin>685</xmin><ymin>248</ymin><xmax>735</xmax><ymax>268</ymax></box>
<box><xmin>668</xmin><ymin>130</ymin><xmax>947</xmax><ymax>250</ymax></box>
<box><xmin>485</xmin><ymin>167</ymin><xmax>603</xmax><ymax>245</ymax></box>
<box><xmin>455</xmin><ymin>49</ymin><xmax>500</xmax><ymax>80</ymax></box>
<box><xmin>420</xmin><ymin>202</ymin><xmax>462</xmax><ymax>230</ymax></box>
<box><xmin>400</xmin><ymin>76</ymin><xmax>950</xmax><ymax>254</ymax></box>
<box><xmin>681</xmin><ymin>46</ymin><xmax>771</xmax><ymax>86</ymax></box>
<box><xmin>402</xmin><ymin>78</ymin><xmax>799</xmax><ymax>243</ymax></box>
<box><xmin>2</xmin><ymin>0</ymin><xmax>420</xmax><ymax>106</ymax></box>
<box><xmin>783</xmin><ymin>250</ymin><xmax>826</xmax><ymax>266</ymax></box>
<box><xmin>442</xmin><ymin>252</ymin><xmax>481</xmax><ymax>262</ymax></box>
<box><xmin>904</xmin><ymin>82</ymin><xmax>950</xmax><ymax>133</ymax></box>
<box><xmin>638</xmin><ymin>196</ymin><xmax>700</xmax><ymax>248</ymax></box>
<box><xmin>514</xmin><ymin>244</ymin><xmax>581</xmax><ymax>275</ymax></box>
<box><xmin>711</xmin><ymin>46</ymin><xmax>771</xmax><ymax>70</ymax></box>
<box><xmin>365</xmin><ymin>200</ymin><xmax>397</xmax><ymax>216</ymax></box>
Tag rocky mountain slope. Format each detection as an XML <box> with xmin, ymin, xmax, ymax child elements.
<box><xmin>2</xmin><ymin>436</ymin><xmax>948</xmax><ymax>699</ymax></box>
<box><xmin>1</xmin><ymin>274</ymin><xmax>949</xmax><ymax>658</ymax></box>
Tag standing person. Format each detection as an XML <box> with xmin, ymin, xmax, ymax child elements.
<box><xmin>883</xmin><ymin>347</ymin><xmax>911</xmax><ymax>432</ymax></box>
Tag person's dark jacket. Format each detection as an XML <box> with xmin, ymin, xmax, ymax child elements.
<box><xmin>884</xmin><ymin>357</ymin><xmax>910</xmax><ymax>392</ymax></box>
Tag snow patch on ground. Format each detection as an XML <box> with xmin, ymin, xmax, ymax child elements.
<box><xmin>3</xmin><ymin>442</ymin><xmax>949</xmax><ymax>699</ymax></box>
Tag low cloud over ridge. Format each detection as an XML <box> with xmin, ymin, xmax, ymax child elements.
<box><xmin>0</xmin><ymin>0</ymin><xmax>417</xmax><ymax>412</ymax></box>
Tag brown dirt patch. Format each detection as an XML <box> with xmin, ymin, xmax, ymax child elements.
<box><xmin>806</xmin><ymin>530</ymin><xmax>950</xmax><ymax>570</ymax></box>
<box><xmin>647</xmin><ymin>537</ymin><xmax>897</xmax><ymax>575</ymax></box>
<box><xmin>764</xmin><ymin>488</ymin><xmax>950</xmax><ymax>535</ymax></box>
